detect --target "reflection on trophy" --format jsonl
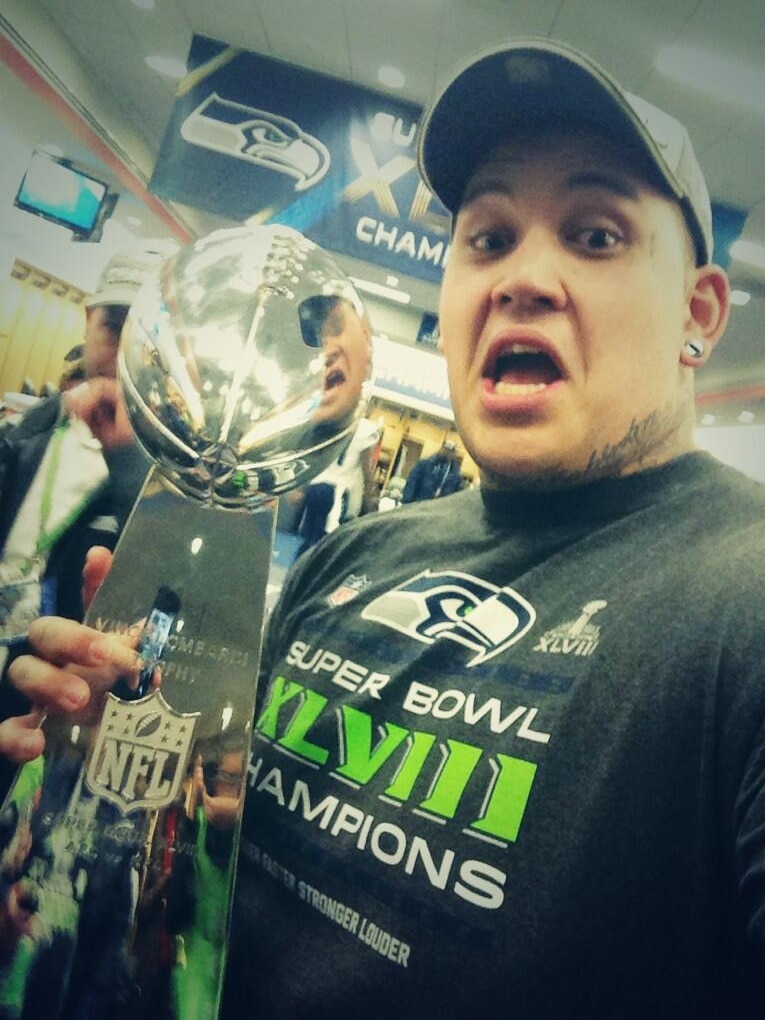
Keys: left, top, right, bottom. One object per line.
{"left": 120, "top": 223, "right": 370, "bottom": 507}
{"left": 0, "top": 224, "right": 370, "bottom": 1019}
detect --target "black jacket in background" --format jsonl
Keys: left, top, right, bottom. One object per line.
{"left": 401, "top": 452, "right": 462, "bottom": 503}
{"left": 0, "top": 395, "right": 150, "bottom": 754}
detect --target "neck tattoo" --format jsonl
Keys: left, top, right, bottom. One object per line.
{"left": 482, "top": 405, "right": 689, "bottom": 493}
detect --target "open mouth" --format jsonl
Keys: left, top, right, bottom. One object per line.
{"left": 485, "top": 342, "right": 563, "bottom": 395}
{"left": 324, "top": 362, "right": 346, "bottom": 390}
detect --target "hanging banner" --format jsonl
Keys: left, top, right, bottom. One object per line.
{"left": 150, "top": 36, "right": 451, "bottom": 283}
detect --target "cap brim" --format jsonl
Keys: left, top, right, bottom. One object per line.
{"left": 85, "top": 287, "right": 137, "bottom": 309}
{"left": 418, "top": 38, "right": 678, "bottom": 216}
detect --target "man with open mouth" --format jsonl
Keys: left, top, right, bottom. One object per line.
{"left": 296, "top": 295, "right": 379, "bottom": 550}
{"left": 2, "top": 36, "right": 765, "bottom": 1020}
{"left": 315, "top": 296, "right": 372, "bottom": 426}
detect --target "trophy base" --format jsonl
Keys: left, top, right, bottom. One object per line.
{"left": 0, "top": 474, "right": 275, "bottom": 1019}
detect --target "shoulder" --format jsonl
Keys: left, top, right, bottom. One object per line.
{"left": 277, "top": 489, "right": 480, "bottom": 602}
{"left": 340, "top": 417, "right": 380, "bottom": 463}
{"left": 691, "top": 457, "right": 765, "bottom": 555}
{"left": 345, "top": 485, "right": 477, "bottom": 536}
{"left": 355, "top": 417, "right": 379, "bottom": 444}
{"left": 6, "top": 395, "right": 61, "bottom": 442}
{"left": 668, "top": 460, "right": 765, "bottom": 659}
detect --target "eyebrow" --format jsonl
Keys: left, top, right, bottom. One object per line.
{"left": 460, "top": 177, "right": 513, "bottom": 207}
{"left": 565, "top": 171, "right": 639, "bottom": 199}
{"left": 459, "top": 168, "right": 640, "bottom": 210}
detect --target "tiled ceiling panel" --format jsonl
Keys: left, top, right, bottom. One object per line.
{"left": 549, "top": 0, "right": 699, "bottom": 89}
{"left": 436, "top": 0, "right": 560, "bottom": 86}
{"left": 256, "top": 0, "right": 353, "bottom": 83}
{"left": 345, "top": 0, "right": 443, "bottom": 106}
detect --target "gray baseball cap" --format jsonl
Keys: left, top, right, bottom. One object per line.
{"left": 417, "top": 38, "right": 713, "bottom": 265}
{"left": 86, "top": 238, "right": 178, "bottom": 309}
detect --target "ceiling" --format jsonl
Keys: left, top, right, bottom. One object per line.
{"left": 2, "top": 0, "right": 765, "bottom": 421}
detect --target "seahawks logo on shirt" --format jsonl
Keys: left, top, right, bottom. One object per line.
{"left": 361, "top": 569, "right": 535, "bottom": 666}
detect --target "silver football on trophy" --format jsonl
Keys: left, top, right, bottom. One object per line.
{"left": 118, "top": 224, "right": 372, "bottom": 508}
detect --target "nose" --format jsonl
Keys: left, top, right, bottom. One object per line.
{"left": 323, "top": 337, "right": 342, "bottom": 360}
{"left": 489, "top": 229, "right": 567, "bottom": 314}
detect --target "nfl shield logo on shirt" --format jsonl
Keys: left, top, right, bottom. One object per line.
{"left": 327, "top": 574, "right": 369, "bottom": 607}
{"left": 86, "top": 690, "right": 199, "bottom": 815}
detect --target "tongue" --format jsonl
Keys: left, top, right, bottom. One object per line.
{"left": 496, "top": 353, "right": 558, "bottom": 387}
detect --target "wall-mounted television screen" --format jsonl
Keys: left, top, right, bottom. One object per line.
{"left": 14, "top": 151, "right": 110, "bottom": 237}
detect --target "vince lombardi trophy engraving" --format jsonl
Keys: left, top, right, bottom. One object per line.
{"left": 0, "top": 224, "right": 371, "bottom": 1019}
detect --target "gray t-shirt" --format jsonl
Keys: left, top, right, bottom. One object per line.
{"left": 225, "top": 452, "right": 765, "bottom": 1018}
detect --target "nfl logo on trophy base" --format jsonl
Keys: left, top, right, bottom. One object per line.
{"left": 86, "top": 691, "right": 199, "bottom": 815}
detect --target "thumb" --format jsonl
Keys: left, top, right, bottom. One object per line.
{"left": 0, "top": 712, "right": 46, "bottom": 763}
{"left": 82, "top": 546, "right": 113, "bottom": 609}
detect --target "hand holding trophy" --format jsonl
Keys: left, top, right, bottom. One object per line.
{"left": 0, "top": 224, "right": 371, "bottom": 1018}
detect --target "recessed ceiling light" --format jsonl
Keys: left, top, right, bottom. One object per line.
{"left": 145, "top": 55, "right": 187, "bottom": 79}
{"left": 738, "top": 411, "right": 755, "bottom": 424}
{"left": 131, "top": 0, "right": 155, "bottom": 8}
{"left": 729, "top": 289, "right": 751, "bottom": 307}
{"left": 385, "top": 275, "right": 399, "bottom": 287}
{"left": 126, "top": 215, "right": 143, "bottom": 227}
{"left": 655, "top": 46, "right": 765, "bottom": 113}
{"left": 378, "top": 65, "right": 406, "bottom": 89}
{"left": 700, "top": 414, "right": 717, "bottom": 426}
{"left": 730, "top": 239, "right": 765, "bottom": 271}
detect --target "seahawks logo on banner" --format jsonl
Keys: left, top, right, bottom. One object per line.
{"left": 361, "top": 569, "right": 535, "bottom": 666}
{"left": 181, "top": 93, "right": 331, "bottom": 192}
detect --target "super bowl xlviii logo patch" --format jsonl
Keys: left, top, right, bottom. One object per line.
{"left": 533, "top": 600, "right": 608, "bottom": 658}
{"left": 361, "top": 569, "right": 535, "bottom": 667}
{"left": 327, "top": 574, "right": 370, "bottom": 607}
{"left": 86, "top": 691, "right": 199, "bottom": 815}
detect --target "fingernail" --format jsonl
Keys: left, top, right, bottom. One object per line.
{"left": 63, "top": 681, "right": 90, "bottom": 711}
{"left": 88, "top": 638, "right": 111, "bottom": 662}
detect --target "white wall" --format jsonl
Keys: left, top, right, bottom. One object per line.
{"left": 0, "top": 0, "right": 158, "bottom": 183}
{"left": 0, "top": 121, "right": 141, "bottom": 293}
{"left": 695, "top": 425, "right": 765, "bottom": 484}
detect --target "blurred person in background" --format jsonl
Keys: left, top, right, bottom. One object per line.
{"left": 292, "top": 294, "right": 379, "bottom": 553}
{"left": 401, "top": 438, "right": 462, "bottom": 503}
{"left": 0, "top": 240, "right": 174, "bottom": 709}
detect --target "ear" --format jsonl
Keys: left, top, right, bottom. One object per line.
{"left": 679, "top": 264, "right": 730, "bottom": 368}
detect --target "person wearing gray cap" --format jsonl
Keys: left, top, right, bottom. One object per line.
{"left": 0, "top": 241, "right": 173, "bottom": 724}
{"left": 1, "top": 39, "right": 764, "bottom": 1019}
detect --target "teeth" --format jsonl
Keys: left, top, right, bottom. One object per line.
{"left": 507, "top": 342, "right": 544, "bottom": 355}
{"left": 495, "top": 381, "right": 548, "bottom": 395}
